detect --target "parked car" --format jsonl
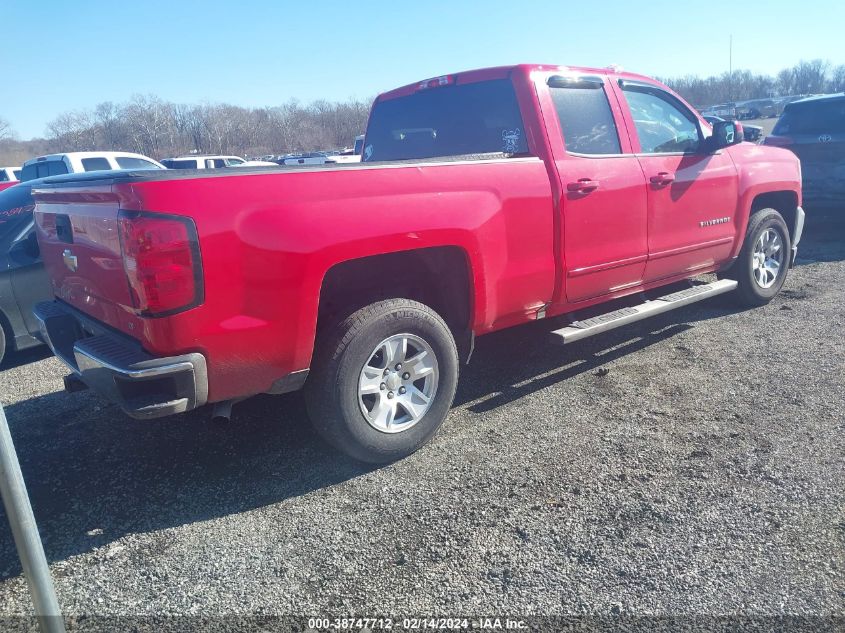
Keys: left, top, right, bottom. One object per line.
{"left": 276, "top": 152, "right": 331, "bottom": 166}
{"left": 32, "top": 64, "right": 802, "bottom": 463}
{"left": 326, "top": 135, "right": 365, "bottom": 164}
{"left": 764, "top": 93, "right": 845, "bottom": 207}
{"left": 230, "top": 160, "right": 279, "bottom": 167}
{"left": 20, "top": 152, "right": 164, "bottom": 182}
{"left": 0, "top": 180, "right": 52, "bottom": 365}
{"left": 160, "top": 155, "right": 250, "bottom": 169}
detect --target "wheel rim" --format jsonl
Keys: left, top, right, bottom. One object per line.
{"left": 752, "top": 228, "right": 784, "bottom": 289}
{"left": 358, "top": 333, "right": 439, "bottom": 434}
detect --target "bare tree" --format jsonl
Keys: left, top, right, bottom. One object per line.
{"left": 0, "top": 117, "right": 14, "bottom": 142}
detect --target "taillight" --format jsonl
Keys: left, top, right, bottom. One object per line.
{"left": 118, "top": 211, "right": 203, "bottom": 316}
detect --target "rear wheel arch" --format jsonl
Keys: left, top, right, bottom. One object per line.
{"left": 315, "top": 246, "right": 476, "bottom": 362}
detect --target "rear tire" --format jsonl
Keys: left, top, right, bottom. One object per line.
{"left": 0, "top": 320, "right": 6, "bottom": 367}
{"left": 720, "top": 208, "right": 790, "bottom": 307}
{"left": 305, "top": 299, "right": 459, "bottom": 464}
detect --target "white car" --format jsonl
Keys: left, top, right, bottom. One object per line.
{"left": 160, "top": 155, "right": 249, "bottom": 169}
{"left": 20, "top": 152, "right": 164, "bottom": 182}
{"left": 0, "top": 166, "right": 21, "bottom": 183}
{"left": 231, "top": 160, "right": 278, "bottom": 167}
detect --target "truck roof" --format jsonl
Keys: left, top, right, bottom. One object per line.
{"left": 377, "top": 63, "right": 661, "bottom": 101}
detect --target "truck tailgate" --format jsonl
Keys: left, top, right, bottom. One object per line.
{"left": 34, "top": 184, "right": 138, "bottom": 333}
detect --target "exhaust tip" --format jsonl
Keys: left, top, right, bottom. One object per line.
{"left": 211, "top": 400, "right": 233, "bottom": 422}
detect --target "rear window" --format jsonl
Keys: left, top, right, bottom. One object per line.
{"left": 81, "top": 157, "right": 112, "bottom": 172}
{"left": 773, "top": 99, "right": 845, "bottom": 135}
{"left": 161, "top": 159, "right": 197, "bottom": 169}
{"left": 363, "top": 79, "right": 529, "bottom": 162}
{"left": 115, "top": 157, "right": 161, "bottom": 170}
{"left": 20, "top": 160, "right": 69, "bottom": 181}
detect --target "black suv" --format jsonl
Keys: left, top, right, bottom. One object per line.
{"left": 764, "top": 93, "right": 845, "bottom": 208}
{"left": 0, "top": 179, "right": 52, "bottom": 366}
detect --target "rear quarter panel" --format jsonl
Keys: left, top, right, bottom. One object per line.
{"left": 118, "top": 159, "right": 555, "bottom": 401}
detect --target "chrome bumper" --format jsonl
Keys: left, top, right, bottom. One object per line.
{"left": 34, "top": 301, "right": 208, "bottom": 419}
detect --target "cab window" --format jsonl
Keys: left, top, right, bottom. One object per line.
{"left": 81, "top": 157, "right": 112, "bottom": 172}
{"left": 622, "top": 85, "right": 702, "bottom": 154}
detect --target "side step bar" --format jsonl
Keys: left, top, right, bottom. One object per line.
{"left": 550, "top": 279, "right": 738, "bottom": 345}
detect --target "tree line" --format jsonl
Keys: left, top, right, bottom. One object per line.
{"left": 0, "top": 97, "right": 371, "bottom": 165}
{"left": 662, "top": 59, "right": 845, "bottom": 107}
{"left": 1, "top": 59, "right": 843, "bottom": 166}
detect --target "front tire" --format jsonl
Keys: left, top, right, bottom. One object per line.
{"left": 720, "top": 208, "right": 790, "bottom": 307}
{"left": 305, "top": 299, "right": 459, "bottom": 464}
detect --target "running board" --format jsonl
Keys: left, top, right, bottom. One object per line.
{"left": 550, "top": 279, "right": 738, "bottom": 345}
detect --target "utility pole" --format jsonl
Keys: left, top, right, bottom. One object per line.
{"left": 729, "top": 34, "right": 733, "bottom": 102}
{"left": 0, "top": 405, "right": 66, "bottom": 633}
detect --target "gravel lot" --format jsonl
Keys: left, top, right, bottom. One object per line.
{"left": 0, "top": 211, "right": 842, "bottom": 626}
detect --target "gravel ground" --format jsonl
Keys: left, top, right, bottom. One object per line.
{"left": 0, "top": 212, "right": 842, "bottom": 627}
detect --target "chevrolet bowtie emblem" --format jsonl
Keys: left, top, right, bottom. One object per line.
{"left": 62, "top": 248, "right": 78, "bottom": 272}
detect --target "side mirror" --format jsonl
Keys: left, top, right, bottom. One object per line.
{"left": 708, "top": 120, "right": 743, "bottom": 150}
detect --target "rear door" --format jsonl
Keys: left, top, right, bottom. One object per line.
{"left": 538, "top": 73, "right": 649, "bottom": 303}
{"left": 614, "top": 80, "right": 738, "bottom": 283}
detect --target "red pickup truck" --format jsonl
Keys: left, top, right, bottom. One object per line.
{"left": 32, "top": 64, "right": 803, "bottom": 463}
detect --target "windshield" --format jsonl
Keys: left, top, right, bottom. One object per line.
{"left": 773, "top": 99, "right": 845, "bottom": 135}
{"left": 363, "top": 79, "right": 529, "bottom": 162}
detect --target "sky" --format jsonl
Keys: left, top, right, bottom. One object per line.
{"left": 1, "top": 0, "right": 843, "bottom": 140}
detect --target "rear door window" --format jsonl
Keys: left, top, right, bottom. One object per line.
{"left": 81, "top": 157, "right": 112, "bottom": 172}
{"left": 549, "top": 79, "right": 622, "bottom": 155}
{"left": 364, "top": 79, "right": 529, "bottom": 161}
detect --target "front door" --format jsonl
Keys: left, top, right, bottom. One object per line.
{"left": 615, "top": 81, "right": 739, "bottom": 282}
{"left": 541, "top": 74, "right": 649, "bottom": 303}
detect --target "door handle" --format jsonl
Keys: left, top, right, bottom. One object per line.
{"left": 650, "top": 172, "right": 675, "bottom": 187}
{"left": 567, "top": 178, "right": 600, "bottom": 194}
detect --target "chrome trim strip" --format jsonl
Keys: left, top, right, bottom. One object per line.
{"left": 73, "top": 345, "right": 194, "bottom": 380}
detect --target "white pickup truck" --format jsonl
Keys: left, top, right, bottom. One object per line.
{"left": 160, "top": 155, "right": 277, "bottom": 169}
{"left": 20, "top": 152, "right": 164, "bottom": 181}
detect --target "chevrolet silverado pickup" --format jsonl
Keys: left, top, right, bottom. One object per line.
{"left": 31, "top": 64, "right": 804, "bottom": 463}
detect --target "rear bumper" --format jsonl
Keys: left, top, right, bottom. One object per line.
{"left": 34, "top": 301, "right": 208, "bottom": 419}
